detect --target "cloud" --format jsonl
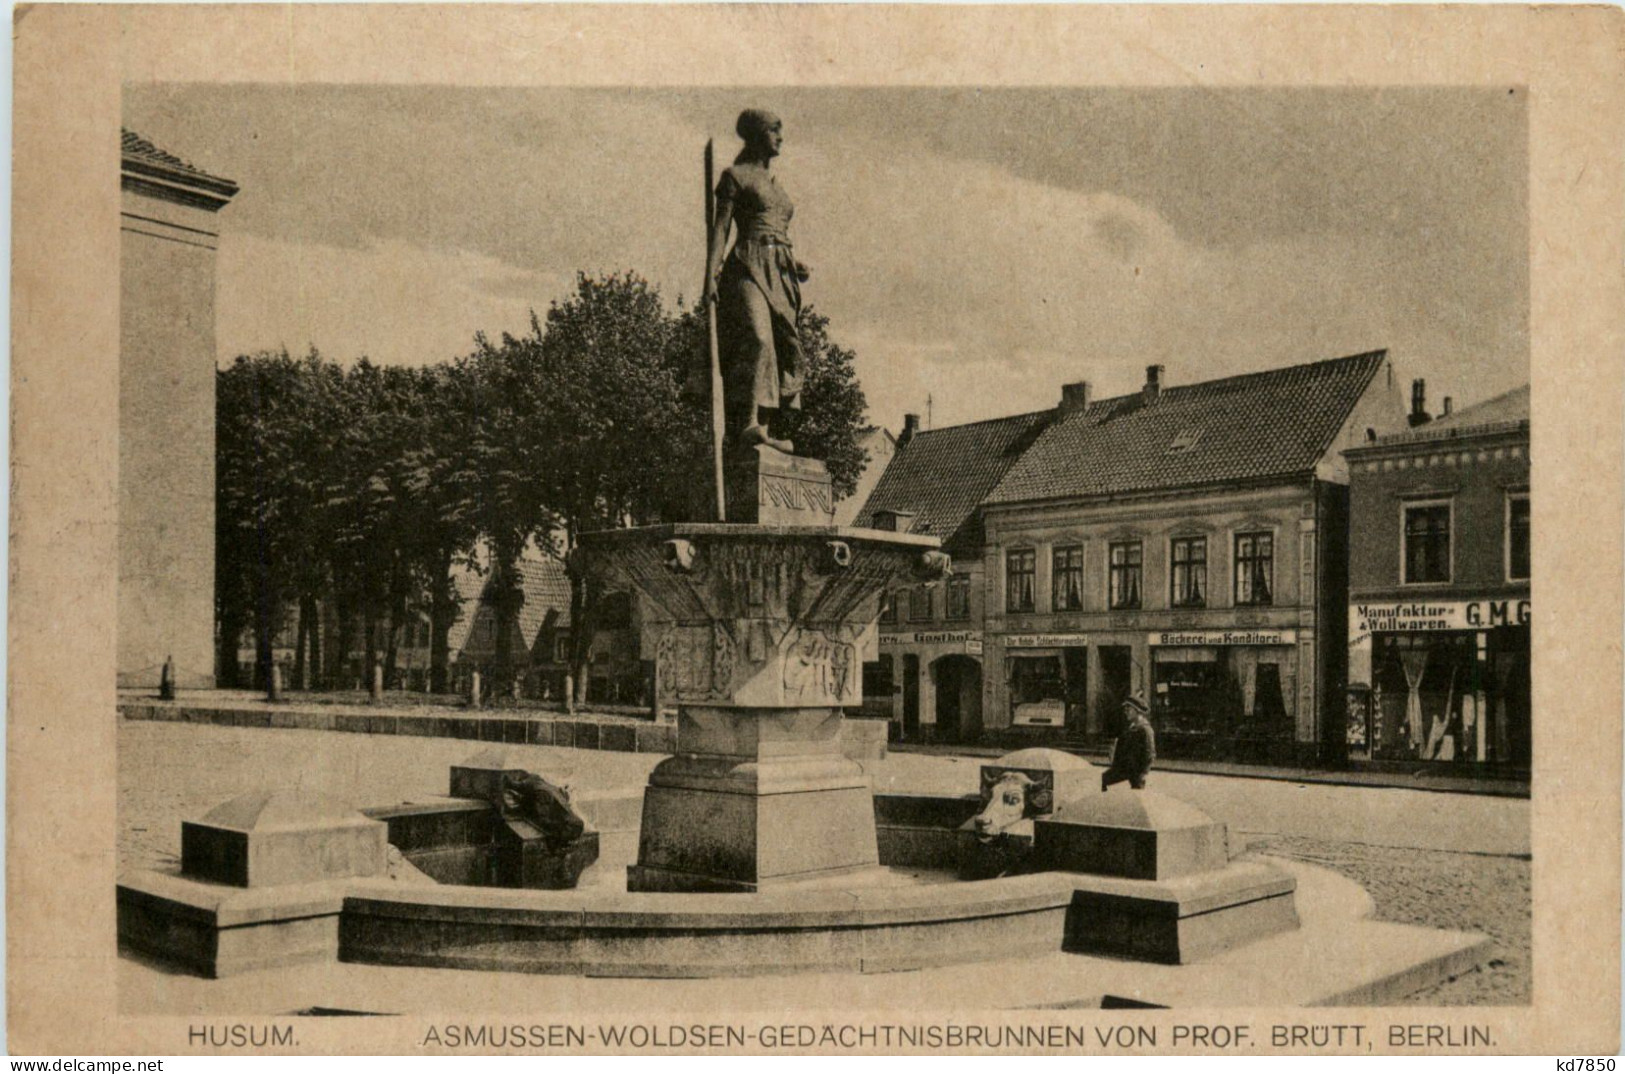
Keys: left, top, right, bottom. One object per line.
{"left": 129, "top": 86, "right": 1526, "bottom": 431}
{"left": 216, "top": 233, "right": 571, "bottom": 366}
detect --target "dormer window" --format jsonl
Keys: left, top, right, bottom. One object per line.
{"left": 1166, "top": 428, "right": 1204, "bottom": 454}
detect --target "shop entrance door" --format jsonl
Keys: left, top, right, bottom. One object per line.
{"left": 933, "top": 655, "right": 983, "bottom": 743}
{"left": 1063, "top": 647, "right": 1088, "bottom": 737}
{"left": 1099, "top": 646, "right": 1135, "bottom": 733}
{"left": 902, "top": 654, "right": 920, "bottom": 740}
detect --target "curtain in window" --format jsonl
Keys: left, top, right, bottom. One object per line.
{"left": 1399, "top": 649, "right": 1429, "bottom": 751}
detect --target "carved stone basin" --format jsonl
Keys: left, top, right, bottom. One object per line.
{"left": 578, "top": 522, "right": 949, "bottom": 893}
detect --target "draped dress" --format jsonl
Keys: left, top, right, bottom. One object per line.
{"left": 715, "top": 162, "right": 804, "bottom": 426}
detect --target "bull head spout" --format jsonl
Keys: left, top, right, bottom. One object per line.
{"left": 971, "top": 771, "right": 1035, "bottom": 841}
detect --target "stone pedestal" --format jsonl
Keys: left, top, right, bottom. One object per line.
{"left": 1033, "top": 787, "right": 1300, "bottom": 964}
{"left": 580, "top": 521, "right": 947, "bottom": 894}
{"left": 181, "top": 790, "right": 387, "bottom": 888}
{"left": 628, "top": 707, "right": 878, "bottom": 891}
{"left": 725, "top": 446, "right": 836, "bottom": 525}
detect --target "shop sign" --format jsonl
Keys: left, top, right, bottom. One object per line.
{"left": 1351, "top": 599, "right": 1531, "bottom": 635}
{"left": 1005, "top": 633, "right": 1089, "bottom": 648}
{"left": 879, "top": 630, "right": 983, "bottom": 654}
{"left": 1149, "top": 629, "right": 1296, "bottom": 647}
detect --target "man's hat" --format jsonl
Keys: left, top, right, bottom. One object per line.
{"left": 1121, "top": 692, "right": 1149, "bottom": 715}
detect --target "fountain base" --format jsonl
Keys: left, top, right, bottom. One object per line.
{"left": 627, "top": 705, "right": 880, "bottom": 892}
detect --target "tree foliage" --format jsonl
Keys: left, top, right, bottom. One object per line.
{"left": 215, "top": 270, "right": 872, "bottom": 698}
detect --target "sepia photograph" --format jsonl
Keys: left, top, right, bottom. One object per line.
{"left": 9, "top": 3, "right": 1621, "bottom": 1058}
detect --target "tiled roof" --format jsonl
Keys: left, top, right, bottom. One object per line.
{"left": 1422, "top": 384, "right": 1529, "bottom": 432}
{"left": 986, "top": 350, "right": 1388, "bottom": 505}
{"left": 121, "top": 128, "right": 238, "bottom": 191}
{"left": 855, "top": 409, "right": 1055, "bottom": 551}
{"left": 450, "top": 554, "right": 575, "bottom": 660}
{"left": 1357, "top": 383, "right": 1529, "bottom": 450}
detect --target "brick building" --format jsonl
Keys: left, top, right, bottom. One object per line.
{"left": 1343, "top": 385, "right": 1530, "bottom": 773}
{"left": 118, "top": 130, "right": 237, "bottom": 688}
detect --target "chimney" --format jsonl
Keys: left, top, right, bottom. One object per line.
{"left": 1143, "top": 364, "right": 1164, "bottom": 405}
{"left": 899, "top": 413, "right": 921, "bottom": 447}
{"left": 1442, "top": 396, "right": 1453, "bottom": 417}
{"left": 1408, "top": 378, "right": 1431, "bottom": 427}
{"left": 873, "top": 509, "right": 916, "bottom": 534}
{"left": 1060, "top": 380, "right": 1093, "bottom": 414}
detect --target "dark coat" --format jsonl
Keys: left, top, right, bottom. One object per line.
{"left": 1104, "top": 717, "right": 1156, "bottom": 782}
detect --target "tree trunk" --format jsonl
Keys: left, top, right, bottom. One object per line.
{"left": 293, "top": 600, "right": 310, "bottom": 691}
{"left": 217, "top": 604, "right": 246, "bottom": 689}
{"left": 430, "top": 546, "right": 454, "bottom": 694}
{"left": 490, "top": 549, "right": 519, "bottom": 698}
{"left": 363, "top": 603, "right": 379, "bottom": 693}
{"left": 305, "top": 596, "right": 321, "bottom": 692}
{"left": 253, "top": 591, "right": 278, "bottom": 691}
{"left": 568, "top": 569, "right": 592, "bottom": 710}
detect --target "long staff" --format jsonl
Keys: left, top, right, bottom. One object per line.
{"left": 705, "top": 139, "right": 727, "bottom": 522}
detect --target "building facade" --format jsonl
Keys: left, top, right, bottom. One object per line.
{"left": 860, "top": 352, "right": 1408, "bottom": 761}
{"left": 854, "top": 409, "right": 1055, "bottom": 742}
{"left": 119, "top": 130, "right": 237, "bottom": 688}
{"left": 1343, "top": 386, "right": 1530, "bottom": 773}
{"left": 976, "top": 355, "right": 1405, "bottom": 763}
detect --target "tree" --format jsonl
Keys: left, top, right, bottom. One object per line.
{"left": 216, "top": 348, "right": 347, "bottom": 689}
{"left": 778, "top": 306, "right": 870, "bottom": 499}
{"left": 526, "top": 272, "right": 694, "bottom": 705}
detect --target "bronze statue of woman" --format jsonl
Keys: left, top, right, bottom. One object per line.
{"left": 703, "top": 108, "right": 810, "bottom": 454}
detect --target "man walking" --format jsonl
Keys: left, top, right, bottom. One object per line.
{"left": 1102, "top": 693, "right": 1156, "bottom": 791}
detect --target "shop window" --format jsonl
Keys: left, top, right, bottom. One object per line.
{"left": 908, "top": 585, "right": 934, "bottom": 622}
{"left": 1006, "top": 549, "right": 1036, "bottom": 613}
{"left": 1108, "top": 541, "right": 1142, "bottom": 610}
{"left": 1370, "top": 633, "right": 1483, "bottom": 762}
{"left": 1507, "top": 494, "right": 1530, "bottom": 581}
{"left": 946, "top": 574, "right": 972, "bottom": 621}
{"left": 1403, "top": 501, "right": 1451, "bottom": 584}
{"left": 1170, "top": 536, "right": 1207, "bottom": 608}
{"left": 1235, "top": 532, "right": 1274, "bottom": 606}
{"left": 1009, "top": 654, "right": 1065, "bottom": 727}
{"left": 1053, "top": 545, "right": 1085, "bottom": 611}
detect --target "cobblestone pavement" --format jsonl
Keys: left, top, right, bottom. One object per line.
{"left": 1248, "top": 834, "right": 1530, "bottom": 1006}
{"left": 119, "top": 721, "right": 1531, "bottom": 1005}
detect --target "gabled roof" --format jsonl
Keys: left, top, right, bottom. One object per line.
{"left": 985, "top": 350, "right": 1389, "bottom": 505}
{"left": 855, "top": 409, "right": 1054, "bottom": 552}
{"left": 121, "top": 128, "right": 239, "bottom": 204}
{"left": 449, "top": 554, "right": 574, "bottom": 660}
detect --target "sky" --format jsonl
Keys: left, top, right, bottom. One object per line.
{"left": 125, "top": 85, "right": 1528, "bottom": 431}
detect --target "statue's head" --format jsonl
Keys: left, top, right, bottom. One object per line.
{"left": 736, "top": 108, "right": 784, "bottom": 157}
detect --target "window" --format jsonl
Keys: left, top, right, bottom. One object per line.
{"left": 1507, "top": 494, "right": 1530, "bottom": 581}
{"left": 1403, "top": 502, "right": 1452, "bottom": 584}
{"left": 908, "top": 585, "right": 933, "bottom": 622}
{"left": 880, "top": 590, "right": 898, "bottom": 624}
{"left": 1006, "top": 550, "right": 1036, "bottom": 612}
{"left": 1052, "top": 545, "right": 1084, "bottom": 611}
{"left": 1108, "top": 541, "right": 1142, "bottom": 610}
{"left": 1170, "top": 536, "right": 1207, "bottom": 608}
{"left": 1234, "top": 532, "right": 1274, "bottom": 606}
{"left": 946, "top": 573, "right": 972, "bottom": 620}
